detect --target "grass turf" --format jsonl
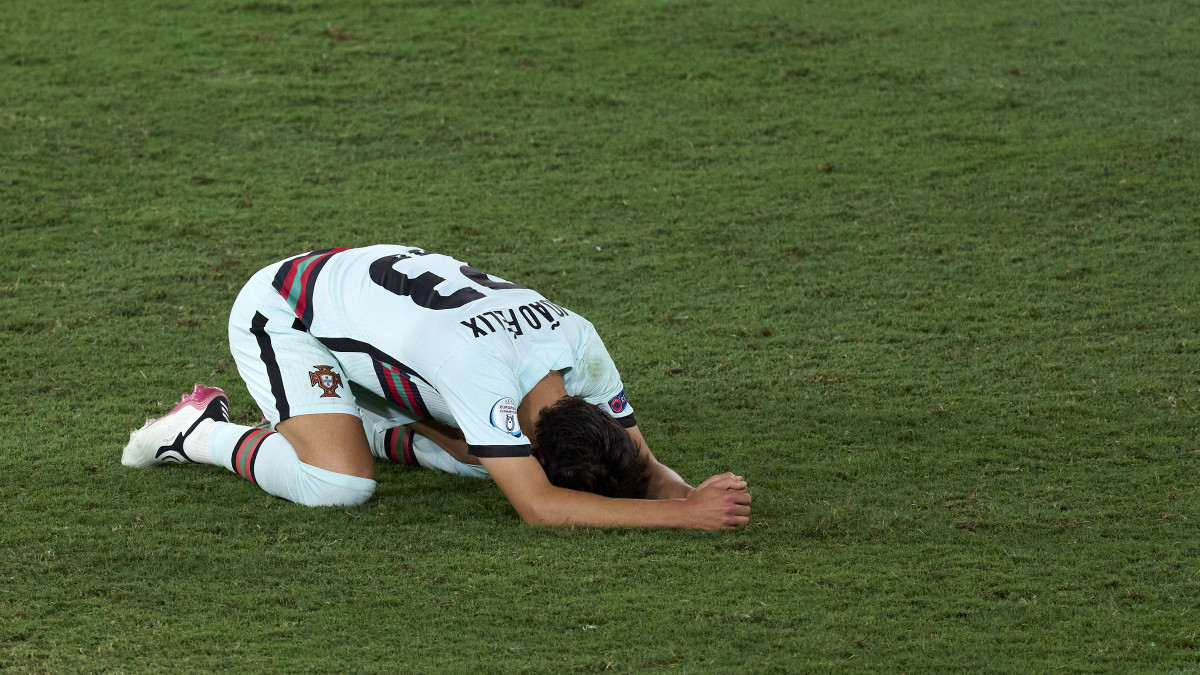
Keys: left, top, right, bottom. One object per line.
{"left": 2, "top": 0, "right": 1199, "bottom": 671}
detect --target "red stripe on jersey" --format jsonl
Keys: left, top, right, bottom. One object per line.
{"left": 380, "top": 368, "right": 408, "bottom": 411}
{"left": 398, "top": 376, "right": 427, "bottom": 418}
{"left": 291, "top": 255, "right": 321, "bottom": 322}
{"left": 286, "top": 248, "right": 349, "bottom": 322}
{"left": 277, "top": 261, "right": 301, "bottom": 306}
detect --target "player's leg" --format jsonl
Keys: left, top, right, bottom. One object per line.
{"left": 275, "top": 412, "right": 375, "bottom": 478}
{"left": 122, "top": 389, "right": 377, "bottom": 507}
{"left": 358, "top": 406, "right": 490, "bottom": 480}
{"left": 219, "top": 267, "right": 376, "bottom": 504}
{"left": 354, "top": 390, "right": 423, "bottom": 467}
{"left": 198, "top": 410, "right": 376, "bottom": 506}
{"left": 365, "top": 414, "right": 420, "bottom": 467}
{"left": 123, "top": 262, "right": 376, "bottom": 506}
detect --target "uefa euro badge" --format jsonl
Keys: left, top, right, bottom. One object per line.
{"left": 309, "top": 365, "right": 343, "bottom": 398}
{"left": 490, "top": 397, "right": 522, "bottom": 438}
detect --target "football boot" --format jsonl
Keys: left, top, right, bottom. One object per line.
{"left": 122, "top": 384, "right": 229, "bottom": 467}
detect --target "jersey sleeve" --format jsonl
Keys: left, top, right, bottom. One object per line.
{"left": 433, "top": 351, "right": 532, "bottom": 458}
{"left": 566, "top": 329, "right": 637, "bottom": 428}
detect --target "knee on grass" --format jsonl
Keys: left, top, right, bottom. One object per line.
{"left": 292, "top": 462, "right": 376, "bottom": 507}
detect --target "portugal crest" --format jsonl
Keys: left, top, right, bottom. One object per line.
{"left": 309, "top": 365, "right": 343, "bottom": 398}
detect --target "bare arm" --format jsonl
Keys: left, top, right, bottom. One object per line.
{"left": 480, "top": 454, "right": 751, "bottom": 529}
{"left": 407, "top": 418, "right": 480, "bottom": 465}
{"left": 625, "top": 424, "right": 693, "bottom": 500}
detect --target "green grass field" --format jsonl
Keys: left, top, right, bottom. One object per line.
{"left": 3, "top": 0, "right": 1199, "bottom": 671}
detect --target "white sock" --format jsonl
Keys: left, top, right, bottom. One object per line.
{"left": 197, "top": 421, "right": 376, "bottom": 506}
{"left": 182, "top": 419, "right": 217, "bottom": 464}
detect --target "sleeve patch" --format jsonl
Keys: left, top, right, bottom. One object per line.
{"left": 490, "top": 397, "right": 522, "bottom": 438}
{"left": 608, "top": 390, "right": 629, "bottom": 414}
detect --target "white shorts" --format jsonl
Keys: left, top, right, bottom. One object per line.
{"left": 228, "top": 260, "right": 361, "bottom": 424}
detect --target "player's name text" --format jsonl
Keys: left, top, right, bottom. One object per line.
{"left": 460, "top": 299, "right": 569, "bottom": 338}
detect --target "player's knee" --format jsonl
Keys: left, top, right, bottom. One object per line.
{"left": 294, "top": 462, "right": 376, "bottom": 506}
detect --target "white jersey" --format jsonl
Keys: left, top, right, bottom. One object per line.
{"left": 268, "top": 245, "right": 634, "bottom": 457}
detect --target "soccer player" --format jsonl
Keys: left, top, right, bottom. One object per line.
{"left": 122, "top": 245, "right": 751, "bottom": 530}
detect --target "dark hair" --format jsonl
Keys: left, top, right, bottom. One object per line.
{"left": 534, "top": 396, "right": 650, "bottom": 499}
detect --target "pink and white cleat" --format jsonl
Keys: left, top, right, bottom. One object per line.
{"left": 122, "top": 384, "right": 230, "bottom": 467}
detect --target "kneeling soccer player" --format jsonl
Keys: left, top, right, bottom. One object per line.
{"left": 122, "top": 244, "right": 751, "bottom": 529}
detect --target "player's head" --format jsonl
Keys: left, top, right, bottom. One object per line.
{"left": 534, "top": 396, "right": 650, "bottom": 499}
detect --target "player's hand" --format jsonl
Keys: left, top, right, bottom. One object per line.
{"left": 683, "top": 473, "right": 752, "bottom": 530}
{"left": 687, "top": 472, "right": 750, "bottom": 499}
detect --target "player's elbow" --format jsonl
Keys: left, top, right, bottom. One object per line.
{"left": 513, "top": 501, "right": 567, "bottom": 527}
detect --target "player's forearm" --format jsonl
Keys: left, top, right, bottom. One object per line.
{"left": 518, "top": 486, "right": 690, "bottom": 529}
{"left": 645, "top": 460, "right": 691, "bottom": 500}
{"left": 484, "top": 455, "right": 744, "bottom": 529}
{"left": 408, "top": 419, "right": 479, "bottom": 465}
{"left": 626, "top": 425, "right": 691, "bottom": 499}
